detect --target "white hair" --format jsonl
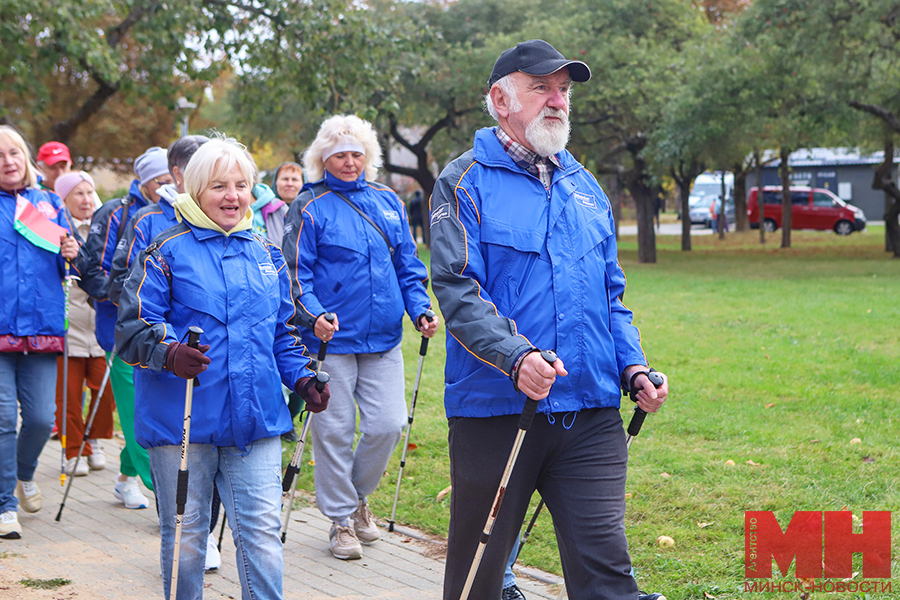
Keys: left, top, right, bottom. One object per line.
{"left": 183, "top": 135, "right": 258, "bottom": 202}
{"left": 302, "top": 115, "right": 383, "bottom": 182}
{"left": 484, "top": 75, "right": 522, "bottom": 122}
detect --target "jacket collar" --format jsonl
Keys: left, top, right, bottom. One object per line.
{"left": 473, "top": 127, "right": 581, "bottom": 183}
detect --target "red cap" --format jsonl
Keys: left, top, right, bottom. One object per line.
{"left": 36, "top": 142, "right": 72, "bottom": 166}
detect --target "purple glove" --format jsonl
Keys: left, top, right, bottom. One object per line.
{"left": 165, "top": 341, "right": 211, "bottom": 379}
{"left": 295, "top": 377, "right": 331, "bottom": 413}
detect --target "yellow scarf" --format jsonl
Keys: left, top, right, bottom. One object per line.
{"left": 173, "top": 193, "right": 253, "bottom": 236}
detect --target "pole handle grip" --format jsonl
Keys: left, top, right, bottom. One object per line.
{"left": 187, "top": 326, "right": 203, "bottom": 387}
{"left": 315, "top": 371, "right": 330, "bottom": 393}
{"left": 316, "top": 312, "right": 335, "bottom": 364}
{"left": 626, "top": 370, "right": 664, "bottom": 438}
{"left": 418, "top": 309, "right": 435, "bottom": 356}
{"left": 517, "top": 350, "right": 557, "bottom": 430}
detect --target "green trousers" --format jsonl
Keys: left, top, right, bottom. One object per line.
{"left": 108, "top": 352, "right": 153, "bottom": 491}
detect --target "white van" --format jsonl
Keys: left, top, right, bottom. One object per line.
{"left": 688, "top": 172, "right": 734, "bottom": 226}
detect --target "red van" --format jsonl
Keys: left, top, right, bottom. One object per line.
{"left": 747, "top": 186, "right": 867, "bottom": 235}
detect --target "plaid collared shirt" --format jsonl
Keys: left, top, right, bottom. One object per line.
{"left": 494, "top": 127, "right": 561, "bottom": 190}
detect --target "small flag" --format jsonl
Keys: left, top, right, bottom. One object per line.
{"left": 14, "top": 195, "right": 67, "bottom": 253}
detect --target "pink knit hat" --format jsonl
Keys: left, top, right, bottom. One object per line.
{"left": 55, "top": 171, "right": 95, "bottom": 201}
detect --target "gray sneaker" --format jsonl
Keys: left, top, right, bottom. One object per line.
{"left": 353, "top": 500, "right": 380, "bottom": 544}
{"left": 329, "top": 522, "right": 362, "bottom": 560}
{"left": 0, "top": 511, "right": 21, "bottom": 539}
{"left": 15, "top": 480, "right": 41, "bottom": 513}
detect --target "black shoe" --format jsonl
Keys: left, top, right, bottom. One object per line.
{"left": 502, "top": 584, "right": 526, "bottom": 600}
{"left": 281, "top": 428, "right": 300, "bottom": 443}
{"left": 638, "top": 593, "right": 667, "bottom": 600}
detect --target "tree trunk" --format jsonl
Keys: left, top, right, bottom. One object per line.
{"left": 872, "top": 139, "right": 900, "bottom": 257}
{"left": 624, "top": 141, "right": 656, "bottom": 263}
{"left": 755, "top": 150, "right": 765, "bottom": 244}
{"left": 732, "top": 162, "right": 749, "bottom": 232}
{"left": 884, "top": 140, "right": 894, "bottom": 253}
{"left": 669, "top": 158, "right": 701, "bottom": 251}
{"left": 718, "top": 171, "right": 726, "bottom": 240}
{"left": 607, "top": 172, "right": 623, "bottom": 239}
{"left": 679, "top": 177, "right": 692, "bottom": 251}
{"left": 779, "top": 146, "right": 792, "bottom": 249}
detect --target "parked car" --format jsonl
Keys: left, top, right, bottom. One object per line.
{"left": 689, "top": 194, "right": 735, "bottom": 228}
{"left": 680, "top": 172, "right": 733, "bottom": 221}
{"left": 747, "top": 186, "right": 866, "bottom": 235}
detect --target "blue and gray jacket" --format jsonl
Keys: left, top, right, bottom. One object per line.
{"left": 75, "top": 179, "right": 147, "bottom": 351}
{"left": 115, "top": 221, "right": 314, "bottom": 450}
{"left": 108, "top": 184, "right": 178, "bottom": 306}
{"left": 282, "top": 171, "right": 431, "bottom": 357}
{"left": 429, "top": 127, "right": 647, "bottom": 418}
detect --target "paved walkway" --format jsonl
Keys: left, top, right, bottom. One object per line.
{"left": 0, "top": 439, "right": 561, "bottom": 600}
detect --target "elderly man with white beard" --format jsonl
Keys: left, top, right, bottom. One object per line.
{"left": 429, "top": 40, "right": 669, "bottom": 600}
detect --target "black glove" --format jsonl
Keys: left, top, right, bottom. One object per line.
{"left": 165, "top": 341, "right": 211, "bottom": 379}
{"left": 295, "top": 377, "right": 331, "bottom": 414}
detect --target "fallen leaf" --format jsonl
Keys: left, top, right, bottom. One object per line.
{"left": 765, "top": 354, "right": 770, "bottom": 359}
{"left": 850, "top": 438, "right": 862, "bottom": 444}
{"left": 660, "top": 472, "right": 671, "bottom": 478}
{"left": 765, "top": 403, "right": 776, "bottom": 409}
{"left": 704, "top": 592, "right": 717, "bottom": 599}
{"left": 809, "top": 439, "right": 820, "bottom": 443}
{"left": 746, "top": 460, "right": 761, "bottom": 467}
{"left": 724, "top": 459, "right": 736, "bottom": 467}
{"left": 862, "top": 456, "right": 875, "bottom": 463}
{"left": 407, "top": 442, "right": 418, "bottom": 450}
{"left": 308, "top": 460, "right": 315, "bottom": 466}
{"left": 698, "top": 521, "right": 714, "bottom": 528}
{"left": 436, "top": 485, "right": 452, "bottom": 503}
{"left": 625, "top": 493, "right": 633, "bottom": 499}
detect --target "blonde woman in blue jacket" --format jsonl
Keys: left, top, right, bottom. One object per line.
{"left": 116, "top": 136, "right": 329, "bottom": 600}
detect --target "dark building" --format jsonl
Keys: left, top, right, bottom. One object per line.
{"left": 746, "top": 148, "right": 898, "bottom": 221}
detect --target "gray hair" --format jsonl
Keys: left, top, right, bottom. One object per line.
{"left": 484, "top": 75, "right": 522, "bottom": 122}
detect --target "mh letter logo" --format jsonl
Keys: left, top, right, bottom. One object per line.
{"left": 745, "top": 511, "right": 891, "bottom": 579}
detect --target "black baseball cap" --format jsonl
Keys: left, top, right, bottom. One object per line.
{"left": 488, "top": 39, "right": 591, "bottom": 86}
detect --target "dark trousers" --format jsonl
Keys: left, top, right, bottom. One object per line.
{"left": 443, "top": 407, "right": 637, "bottom": 600}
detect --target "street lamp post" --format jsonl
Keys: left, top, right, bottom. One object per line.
{"left": 176, "top": 97, "right": 197, "bottom": 138}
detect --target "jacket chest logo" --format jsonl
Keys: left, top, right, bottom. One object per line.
{"left": 258, "top": 262, "right": 277, "bottom": 278}
{"left": 573, "top": 192, "right": 596, "bottom": 210}
{"left": 382, "top": 209, "right": 400, "bottom": 221}
{"left": 431, "top": 203, "right": 450, "bottom": 227}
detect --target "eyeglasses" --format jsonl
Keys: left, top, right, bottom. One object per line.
{"left": 153, "top": 178, "right": 173, "bottom": 186}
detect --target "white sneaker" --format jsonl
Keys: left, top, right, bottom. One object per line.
{"left": 15, "top": 480, "right": 41, "bottom": 513}
{"left": 205, "top": 533, "right": 221, "bottom": 570}
{"left": 87, "top": 441, "right": 106, "bottom": 471}
{"left": 353, "top": 499, "right": 380, "bottom": 544}
{"left": 65, "top": 457, "right": 90, "bottom": 477}
{"left": 329, "top": 522, "right": 362, "bottom": 560}
{"left": 0, "top": 511, "right": 21, "bottom": 539}
{"left": 113, "top": 476, "right": 149, "bottom": 509}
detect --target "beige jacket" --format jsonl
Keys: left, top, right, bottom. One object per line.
{"left": 67, "top": 218, "right": 105, "bottom": 358}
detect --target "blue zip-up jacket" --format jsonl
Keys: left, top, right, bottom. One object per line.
{"left": 282, "top": 171, "right": 431, "bottom": 356}
{"left": 429, "top": 128, "right": 647, "bottom": 418}
{"left": 108, "top": 184, "right": 179, "bottom": 305}
{"left": 75, "top": 179, "right": 147, "bottom": 350}
{"left": 115, "top": 221, "right": 314, "bottom": 450}
{"left": 0, "top": 187, "right": 74, "bottom": 338}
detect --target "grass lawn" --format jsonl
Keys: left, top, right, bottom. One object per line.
{"left": 285, "top": 225, "right": 899, "bottom": 599}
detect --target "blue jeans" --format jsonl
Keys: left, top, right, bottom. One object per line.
{"left": 0, "top": 353, "right": 57, "bottom": 513}
{"left": 149, "top": 436, "right": 283, "bottom": 600}
{"left": 503, "top": 535, "right": 520, "bottom": 589}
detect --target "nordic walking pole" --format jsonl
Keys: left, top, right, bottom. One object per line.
{"left": 171, "top": 326, "right": 203, "bottom": 600}
{"left": 280, "top": 312, "right": 334, "bottom": 543}
{"left": 60, "top": 246, "right": 77, "bottom": 487}
{"left": 460, "top": 350, "right": 558, "bottom": 600}
{"left": 552, "top": 371, "right": 667, "bottom": 600}
{"left": 624, "top": 370, "right": 665, "bottom": 449}
{"left": 514, "top": 498, "right": 544, "bottom": 562}
{"left": 55, "top": 351, "right": 115, "bottom": 521}
{"left": 216, "top": 508, "right": 227, "bottom": 552}
{"left": 388, "top": 308, "right": 435, "bottom": 532}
